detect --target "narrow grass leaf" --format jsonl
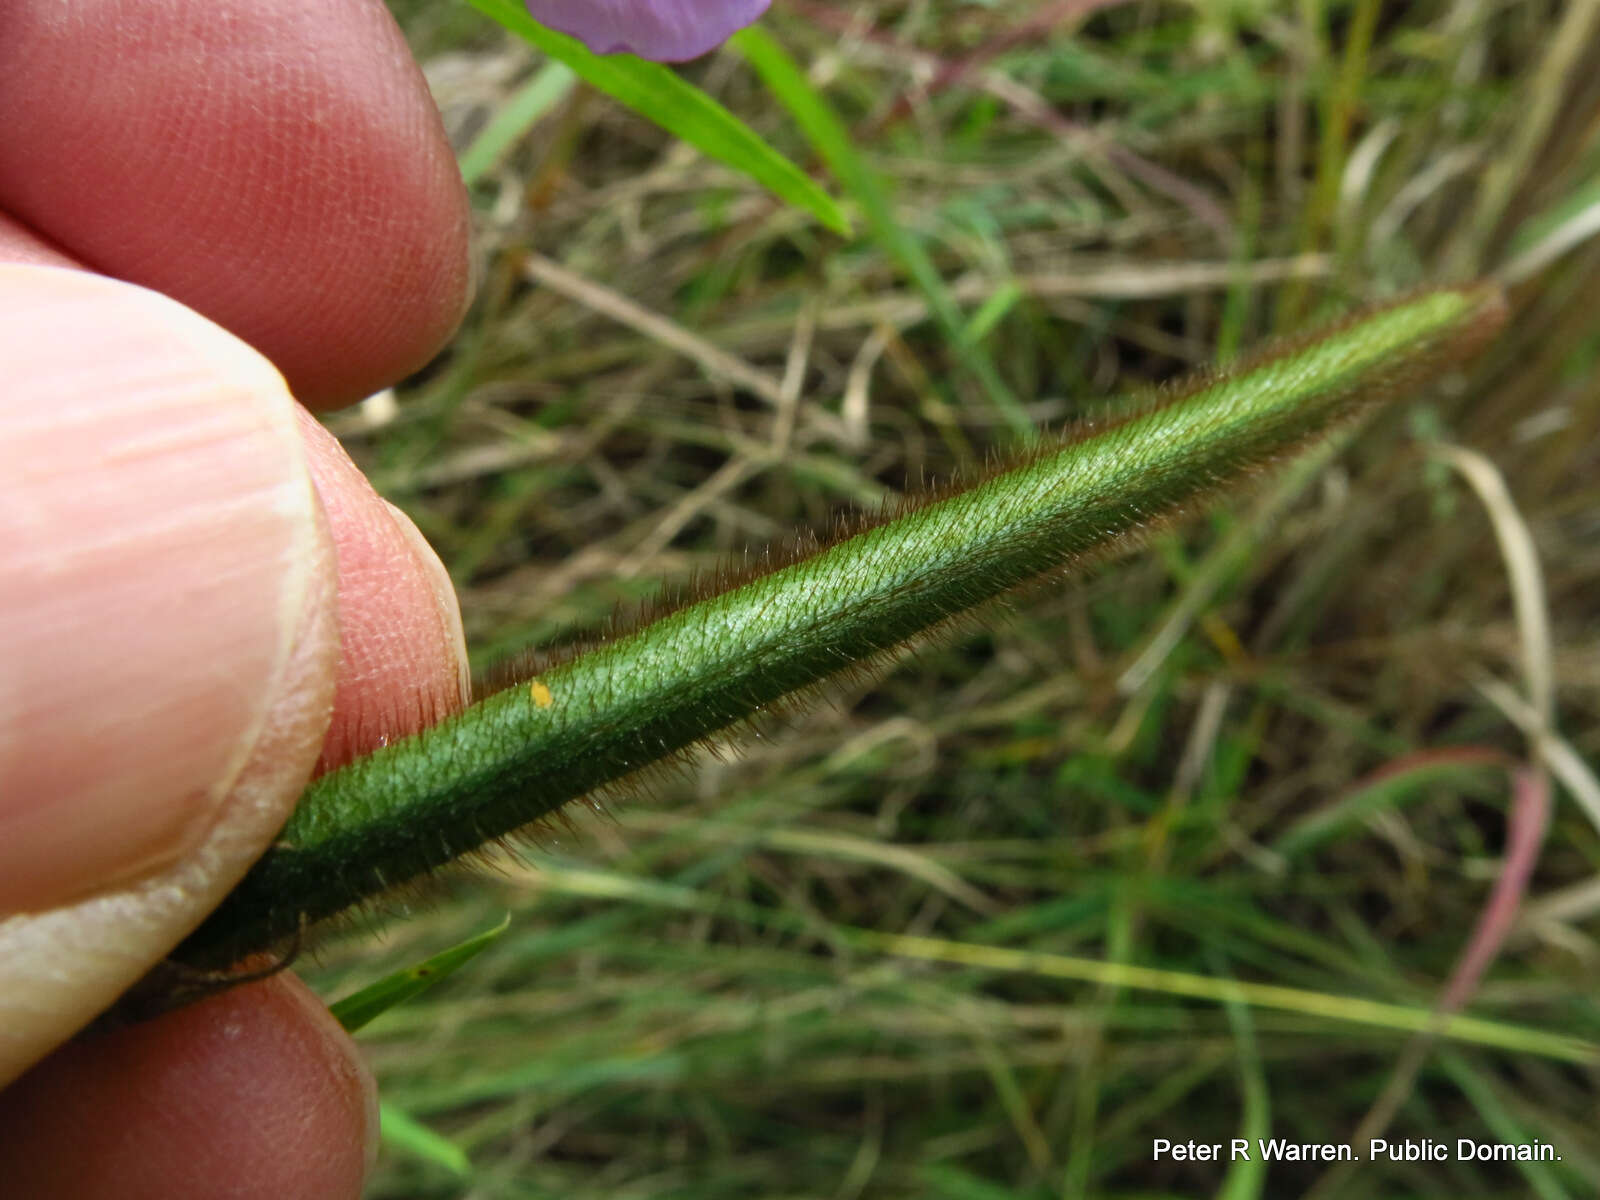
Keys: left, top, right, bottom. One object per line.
{"left": 378, "top": 1100, "right": 473, "bottom": 1179}
{"left": 1214, "top": 956, "right": 1270, "bottom": 1200}
{"left": 329, "top": 914, "right": 510, "bottom": 1034}
{"left": 919, "top": 1163, "right": 1046, "bottom": 1200}
{"left": 466, "top": 0, "right": 850, "bottom": 234}
{"left": 848, "top": 926, "right": 1594, "bottom": 1064}
{"left": 458, "top": 60, "right": 577, "bottom": 187}
{"left": 1438, "top": 1050, "right": 1575, "bottom": 1200}
{"left": 1275, "top": 751, "right": 1512, "bottom": 858}
{"left": 730, "top": 25, "right": 1034, "bottom": 438}
{"left": 1501, "top": 167, "right": 1600, "bottom": 283}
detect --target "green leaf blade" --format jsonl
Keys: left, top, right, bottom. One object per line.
{"left": 378, "top": 1100, "right": 473, "bottom": 1179}
{"left": 731, "top": 25, "right": 1034, "bottom": 439}
{"left": 329, "top": 914, "right": 510, "bottom": 1034}
{"left": 467, "top": 0, "right": 850, "bottom": 235}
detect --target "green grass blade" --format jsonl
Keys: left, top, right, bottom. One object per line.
{"left": 378, "top": 1100, "right": 473, "bottom": 1179}
{"left": 1274, "top": 753, "right": 1510, "bottom": 858}
{"left": 1215, "top": 960, "right": 1269, "bottom": 1200}
{"left": 465, "top": 0, "right": 849, "bottom": 235}
{"left": 329, "top": 914, "right": 510, "bottom": 1034}
{"left": 1438, "top": 1050, "right": 1576, "bottom": 1200}
{"left": 457, "top": 60, "right": 576, "bottom": 187}
{"left": 729, "top": 25, "right": 1035, "bottom": 439}
{"left": 1501, "top": 166, "right": 1600, "bottom": 283}
{"left": 847, "top": 925, "right": 1594, "bottom": 1064}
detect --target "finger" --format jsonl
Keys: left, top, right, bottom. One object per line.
{"left": 294, "top": 408, "right": 471, "bottom": 773}
{"left": 0, "top": 0, "right": 471, "bottom": 407}
{"left": 0, "top": 265, "right": 340, "bottom": 1081}
{"left": 0, "top": 973, "right": 375, "bottom": 1200}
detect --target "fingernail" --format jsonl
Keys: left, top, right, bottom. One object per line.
{"left": 0, "top": 266, "right": 323, "bottom": 912}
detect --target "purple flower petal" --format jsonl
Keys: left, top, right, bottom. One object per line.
{"left": 527, "top": 0, "right": 771, "bottom": 62}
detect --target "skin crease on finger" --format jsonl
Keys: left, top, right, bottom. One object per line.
{"left": 0, "top": 0, "right": 472, "bottom": 407}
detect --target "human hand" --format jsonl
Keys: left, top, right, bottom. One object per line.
{"left": 0, "top": 1, "right": 472, "bottom": 1194}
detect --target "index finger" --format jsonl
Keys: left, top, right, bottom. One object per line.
{"left": 0, "top": 0, "right": 470, "bottom": 407}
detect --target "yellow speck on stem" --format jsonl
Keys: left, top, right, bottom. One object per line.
{"left": 529, "top": 680, "right": 554, "bottom": 708}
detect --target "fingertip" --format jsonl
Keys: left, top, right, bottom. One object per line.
{"left": 0, "top": 973, "right": 374, "bottom": 1200}
{"left": 295, "top": 409, "right": 470, "bottom": 771}
{"left": 0, "top": 0, "right": 472, "bottom": 406}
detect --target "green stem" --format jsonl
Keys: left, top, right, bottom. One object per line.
{"left": 176, "top": 285, "right": 1505, "bottom": 969}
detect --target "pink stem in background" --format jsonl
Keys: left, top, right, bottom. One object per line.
{"left": 1351, "top": 744, "right": 1516, "bottom": 790}
{"left": 1301, "top": 761, "right": 1551, "bottom": 1200}
{"left": 1440, "top": 765, "right": 1550, "bottom": 1014}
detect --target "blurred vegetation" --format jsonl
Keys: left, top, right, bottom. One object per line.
{"left": 313, "top": 1, "right": 1600, "bottom": 1195}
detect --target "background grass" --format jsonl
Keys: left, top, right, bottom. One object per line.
{"left": 306, "top": 1, "right": 1600, "bottom": 1195}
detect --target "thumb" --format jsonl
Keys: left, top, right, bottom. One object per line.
{"left": 0, "top": 265, "right": 339, "bottom": 1081}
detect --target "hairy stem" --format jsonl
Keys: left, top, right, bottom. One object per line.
{"left": 176, "top": 285, "right": 1505, "bottom": 969}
